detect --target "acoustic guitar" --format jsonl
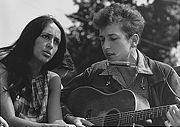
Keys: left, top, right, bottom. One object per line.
{"left": 67, "top": 86, "right": 177, "bottom": 126}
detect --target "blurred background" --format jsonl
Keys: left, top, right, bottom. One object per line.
{"left": 0, "top": 0, "right": 180, "bottom": 75}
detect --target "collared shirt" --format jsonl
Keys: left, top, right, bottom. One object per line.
{"left": 99, "top": 49, "right": 153, "bottom": 100}
{"left": 136, "top": 49, "right": 153, "bottom": 75}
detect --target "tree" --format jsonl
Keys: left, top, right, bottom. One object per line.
{"left": 66, "top": 0, "right": 180, "bottom": 73}
{"left": 138, "top": 0, "right": 180, "bottom": 66}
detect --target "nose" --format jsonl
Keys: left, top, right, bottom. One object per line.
{"left": 103, "top": 38, "right": 110, "bottom": 49}
{"left": 46, "top": 40, "right": 53, "bottom": 49}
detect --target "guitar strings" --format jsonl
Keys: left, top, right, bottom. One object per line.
{"left": 86, "top": 105, "right": 170, "bottom": 125}
{"left": 88, "top": 106, "right": 169, "bottom": 121}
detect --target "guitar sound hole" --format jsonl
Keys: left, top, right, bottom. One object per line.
{"left": 104, "top": 108, "right": 119, "bottom": 126}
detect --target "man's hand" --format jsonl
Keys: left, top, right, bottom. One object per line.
{"left": 165, "top": 105, "right": 180, "bottom": 127}
{"left": 66, "top": 115, "right": 94, "bottom": 127}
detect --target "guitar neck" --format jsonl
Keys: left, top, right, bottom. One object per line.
{"left": 118, "top": 105, "right": 172, "bottom": 125}
{"left": 87, "top": 104, "right": 174, "bottom": 125}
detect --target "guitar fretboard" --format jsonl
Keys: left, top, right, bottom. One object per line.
{"left": 87, "top": 105, "right": 173, "bottom": 125}
{"left": 119, "top": 105, "right": 170, "bottom": 125}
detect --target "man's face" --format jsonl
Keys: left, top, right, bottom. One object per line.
{"left": 99, "top": 23, "right": 132, "bottom": 62}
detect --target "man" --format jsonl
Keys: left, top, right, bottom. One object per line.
{"left": 62, "top": 3, "right": 180, "bottom": 127}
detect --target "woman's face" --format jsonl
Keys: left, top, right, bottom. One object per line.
{"left": 33, "top": 22, "right": 61, "bottom": 64}
{"left": 99, "top": 23, "right": 132, "bottom": 62}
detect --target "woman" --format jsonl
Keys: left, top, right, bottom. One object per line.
{"left": 0, "top": 15, "right": 75, "bottom": 127}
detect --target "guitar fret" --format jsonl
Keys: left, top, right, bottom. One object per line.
{"left": 119, "top": 105, "right": 171, "bottom": 125}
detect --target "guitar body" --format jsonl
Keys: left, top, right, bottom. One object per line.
{"left": 67, "top": 86, "right": 150, "bottom": 126}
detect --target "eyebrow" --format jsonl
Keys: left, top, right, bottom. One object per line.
{"left": 99, "top": 33, "right": 118, "bottom": 37}
{"left": 42, "top": 32, "right": 60, "bottom": 41}
{"left": 41, "top": 32, "right": 52, "bottom": 36}
{"left": 107, "top": 33, "right": 119, "bottom": 36}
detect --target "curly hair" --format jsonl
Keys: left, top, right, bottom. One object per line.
{"left": 93, "top": 3, "right": 145, "bottom": 39}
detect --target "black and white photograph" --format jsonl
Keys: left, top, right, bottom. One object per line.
{"left": 0, "top": 0, "right": 180, "bottom": 126}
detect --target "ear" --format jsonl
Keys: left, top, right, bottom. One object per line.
{"left": 130, "top": 34, "right": 139, "bottom": 48}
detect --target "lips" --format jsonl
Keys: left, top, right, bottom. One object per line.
{"left": 43, "top": 50, "right": 52, "bottom": 57}
{"left": 105, "top": 52, "right": 115, "bottom": 56}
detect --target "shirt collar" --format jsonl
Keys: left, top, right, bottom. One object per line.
{"left": 136, "top": 49, "right": 153, "bottom": 75}
{"left": 100, "top": 50, "right": 153, "bottom": 75}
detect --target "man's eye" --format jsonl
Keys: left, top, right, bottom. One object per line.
{"left": 110, "top": 37, "right": 117, "bottom": 41}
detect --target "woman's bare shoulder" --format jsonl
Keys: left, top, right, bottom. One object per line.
{"left": 48, "top": 71, "right": 60, "bottom": 80}
{"left": 47, "top": 71, "right": 62, "bottom": 90}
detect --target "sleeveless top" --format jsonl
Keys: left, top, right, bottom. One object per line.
{"left": 0, "top": 63, "right": 51, "bottom": 123}
{"left": 13, "top": 73, "right": 50, "bottom": 122}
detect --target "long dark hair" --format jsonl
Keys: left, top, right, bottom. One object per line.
{"left": 0, "top": 15, "right": 66, "bottom": 101}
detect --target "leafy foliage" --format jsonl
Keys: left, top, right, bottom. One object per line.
{"left": 66, "top": 0, "right": 180, "bottom": 73}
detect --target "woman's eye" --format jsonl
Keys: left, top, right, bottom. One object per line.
{"left": 54, "top": 39, "right": 60, "bottom": 45}
{"left": 41, "top": 34, "right": 50, "bottom": 40}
